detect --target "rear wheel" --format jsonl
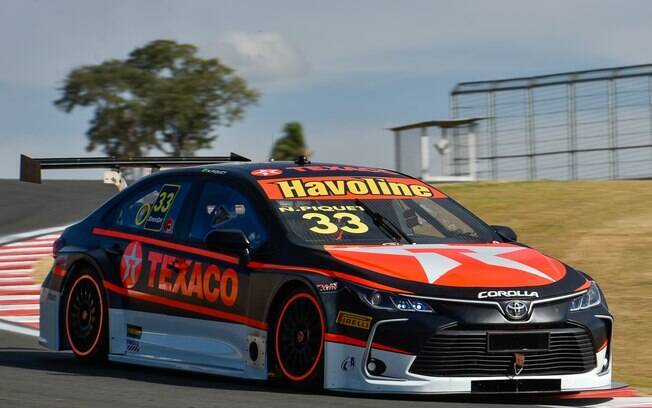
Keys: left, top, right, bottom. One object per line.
{"left": 273, "top": 289, "right": 325, "bottom": 386}
{"left": 64, "top": 268, "right": 108, "bottom": 362}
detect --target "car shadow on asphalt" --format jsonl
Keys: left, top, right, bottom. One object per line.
{"left": 0, "top": 337, "right": 613, "bottom": 407}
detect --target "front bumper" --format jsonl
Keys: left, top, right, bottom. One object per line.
{"left": 324, "top": 334, "right": 611, "bottom": 394}
{"left": 322, "top": 286, "right": 613, "bottom": 394}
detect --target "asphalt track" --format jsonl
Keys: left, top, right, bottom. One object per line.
{"left": 0, "top": 179, "right": 115, "bottom": 236}
{"left": 2, "top": 329, "right": 613, "bottom": 408}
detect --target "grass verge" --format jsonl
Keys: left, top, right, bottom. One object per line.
{"left": 32, "top": 257, "right": 53, "bottom": 285}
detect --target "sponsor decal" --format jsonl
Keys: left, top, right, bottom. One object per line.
{"left": 126, "top": 338, "right": 141, "bottom": 353}
{"left": 277, "top": 205, "right": 364, "bottom": 213}
{"left": 135, "top": 204, "right": 151, "bottom": 226}
{"left": 325, "top": 244, "right": 566, "bottom": 288}
{"left": 251, "top": 168, "right": 283, "bottom": 177}
{"left": 120, "top": 241, "right": 143, "bottom": 289}
{"left": 163, "top": 218, "right": 174, "bottom": 233}
{"left": 258, "top": 176, "right": 445, "bottom": 200}
{"left": 286, "top": 165, "right": 398, "bottom": 174}
{"left": 201, "top": 168, "right": 227, "bottom": 175}
{"left": 119, "top": 241, "right": 239, "bottom": 307}
{"left": 336, "top": 311, "right": 372, "bottom": 330}
{"left": 478, "top": 290, "right": 540, "bottom": 299}
{"left": 315, "top": 282, "right": 338, "bottom": 292}
{"left": 144, "top": 184, "right": 181, "bottom": 232}
{"left": 341, "top": 356, "right": 355, "bottom": 371}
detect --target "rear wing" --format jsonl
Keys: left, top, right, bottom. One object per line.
{"left": 20, "top": 153, "right": 250, "bottom": 190}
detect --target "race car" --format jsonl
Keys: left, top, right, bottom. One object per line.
{"left": 30, "top": 156, "right": 614, "bottom": 394}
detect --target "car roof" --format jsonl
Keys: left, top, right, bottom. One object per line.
{"left": 155, "top": 161, "right": 411, "bottom": 184}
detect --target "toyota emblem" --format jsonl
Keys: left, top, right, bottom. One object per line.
{"left": 504, "top": 300, "right": 529, "bottom": 320}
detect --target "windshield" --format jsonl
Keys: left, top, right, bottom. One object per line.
{"left": 273, "top": 198, "right": 495, "bottom": 245}
{"left": 258, "top": 174, "right": 496, "bottom": 245}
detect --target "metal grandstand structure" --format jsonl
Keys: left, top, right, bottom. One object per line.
{"left": 449, "top": 64, "right": 652, "bottom": 180}
{"left": 388, "top": 118, "right": 483, "bottom": 182}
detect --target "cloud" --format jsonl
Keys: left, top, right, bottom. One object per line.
{"left": 217, "top": 31, "right": 309, "bottom": 83}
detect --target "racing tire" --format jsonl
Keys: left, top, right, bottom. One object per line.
{"left": 64, "top": 267, "right": 109, "bottom": 363}
{"left": 272, "top": 288, "right": 325, "bottom": 387}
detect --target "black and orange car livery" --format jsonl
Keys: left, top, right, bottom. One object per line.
{"left": 37, "top": 160, "right": 615, "bottom": 394}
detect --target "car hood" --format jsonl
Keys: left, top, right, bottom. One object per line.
{"left": 323, "top": 243, "right": 575, "bottom": 290}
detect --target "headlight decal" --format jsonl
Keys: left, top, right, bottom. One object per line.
{"left": 354, "top": 284, "right": 434, "bottom": 313}
{"left": 570, "top": 281, "right": 602, "bottom": 311}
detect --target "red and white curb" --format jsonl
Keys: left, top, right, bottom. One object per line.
{"left": 543, "top": 395, "right": 652, "bottom": 407}
{"left": 0, "top": 229, "right": 63, "bottom": 335}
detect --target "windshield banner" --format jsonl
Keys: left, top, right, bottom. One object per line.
{"left": 258, "top": 176, "right": 447, "bottom": 200}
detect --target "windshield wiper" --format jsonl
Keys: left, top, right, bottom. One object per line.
{"left": 354, "top": 199, "right": 414, "bottom": 244}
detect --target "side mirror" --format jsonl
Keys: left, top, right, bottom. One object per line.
{"left": 204, "top": 229, "right": 251, "bottom": 263}
{"left": 491, "top": 225, "right": 518, "bottom": 242}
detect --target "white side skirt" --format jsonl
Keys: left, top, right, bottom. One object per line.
{"left": 107, "top": 308, "right": 268, "bottom": 381}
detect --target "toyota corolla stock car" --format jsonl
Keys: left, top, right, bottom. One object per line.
{"left": 37, "top": 161, "right": 613, "bottom": 394}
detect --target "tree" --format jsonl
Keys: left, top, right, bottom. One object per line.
{"left": 270, "top": 122, "right": 311, "bottom": 161}
{"left": 55, "top": 40, "right": 260, "bottom": 157}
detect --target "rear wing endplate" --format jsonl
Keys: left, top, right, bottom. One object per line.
{"left": 20, "top": 153, "right": 250, "bottom": 190}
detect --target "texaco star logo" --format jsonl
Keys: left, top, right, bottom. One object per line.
{"left": 251, "top": 168, "right": 283, "bottom": 177}
{"left": 329, "top": 245, "right": 557, "bottom": 285}
{"left": 120, "top": 241, "right": 142, "bottom": 288}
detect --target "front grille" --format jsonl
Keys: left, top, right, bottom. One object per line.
{"left": 410, "top": 327, "right": 596, "bottom": 377}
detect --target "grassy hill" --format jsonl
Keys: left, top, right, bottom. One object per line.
{"left": 439, "top": 180, "right": 652, "bottom": 394}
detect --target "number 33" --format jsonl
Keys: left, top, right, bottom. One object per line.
{"left": 302, "top": 212, "right": 369, "bottom": 234}
{"left": 153, "top": 191, "right": 175, "bottom": 212}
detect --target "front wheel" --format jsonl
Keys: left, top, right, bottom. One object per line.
{"left": 64, "top": 268, "right": 108, "bottom": 362}
{"left": 273, "top": 289, "right": 325, "bottom": 386}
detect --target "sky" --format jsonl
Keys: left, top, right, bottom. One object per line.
{"left": 2, "top": 0, "right": 652, "bottom": 179}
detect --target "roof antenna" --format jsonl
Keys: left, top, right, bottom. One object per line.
{"left": 294, "top": 155, "right": 310, "bottom": 165}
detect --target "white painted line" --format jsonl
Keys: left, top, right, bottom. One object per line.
{"left": 0, "top": 225, "right": 67, "bottom": 246}
{"left": 0, "top": 319, "right": 39, "bottom": 337}
{"left": 0, "top": 269, "right": 35, "bottom": 276}
{"left": 36, "top": 234, "right": 62, "bottom": 241}
{"left": 0, "top": 277, "right": 34, "bottom": 283}
{"left": 0, "top": 295, "right": 40, "bottom": 301}
{"left": 0, "top": 285, "right": 41, "bottom": 291}
{"left": 0, "top": 261, "right": 36, "bottom": 268}
{"left": 0, "top": 247, "right": 52, "bottom": 255}
{"left": 0, "top": 304, "right": 39, "bottom": 311}
{"left": 0, "top": 254, "right": 46, "bottom": 261}
{"left": 1, "top": 316, "right": 40, "bottom": 323}
{"left": 3, "top": 240, "right": 55, "bottom": 248}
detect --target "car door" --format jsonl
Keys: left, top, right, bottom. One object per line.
{"left": 102, "top": 176, "right": 199, "bottom": 361}
{"left": 168, "top": 179, "right": 269, "bottom": 371}
{"left": 103, "top": 175, "right": 268, "bottom": 374}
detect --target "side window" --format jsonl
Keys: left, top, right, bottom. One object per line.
{"left": 189, "top": 182, "right": 267, "bottom": 250}
{"left": 114, "top": 181, "right": 191, "bottom": 235}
